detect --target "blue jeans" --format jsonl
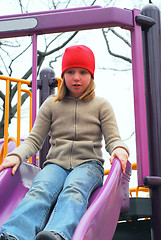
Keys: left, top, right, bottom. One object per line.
{"left": 1, "top": 162, "right": 104, "bottom": 240}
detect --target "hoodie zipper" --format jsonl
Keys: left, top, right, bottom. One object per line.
{"left": 70, "top": 98, "right": 78, "bottom": 169}
{"left": 74, "top": 98, "right": 78, "bottom": 139}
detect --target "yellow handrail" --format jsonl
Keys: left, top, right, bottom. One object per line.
{"left": 21, "top": 89, "right": 32, "bottom": 133}
{"left": 129, "top": 186, "right": 149, "bottom": 197}
{"left": 57, "top": 78, "right": 63, "bottom": 91}
{"left": 0, "top": 75, "right": 31, "bottom": 85}
{"left": 0, "top": 137, "right": 17, "bottom": 164}
{"left": 3, "top": 80, "right": 10, "bottom": 158}
{"left": 0, "top": 75, "right": 31, "bottom": 162}
{"left": 17, "top": 81, "right": 21, "bottom": 147}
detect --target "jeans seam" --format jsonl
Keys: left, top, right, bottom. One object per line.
{"left": 39, "top": 191, "right": 59, "bottom": 231}
{"left": 86, "top": 172, "right": 104, "bottom": 205}
{"left": 39, "top": 207, "right": 51, "bottom": 231}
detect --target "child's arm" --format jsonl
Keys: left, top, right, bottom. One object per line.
{"left": 0, "top": 155, "right": 21, "bottom": 175}
{"left": 5, "top": 97, "right": 53, "bottom": 163}
{"left": 109, "top": 147, "right": 129, "bottom": 174}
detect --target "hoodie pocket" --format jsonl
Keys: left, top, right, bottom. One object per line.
{"left": 46, "top": 138, "right": 72, "bottom": 161}
{"left": 72, "top": 140, "right": 102, "bottom": 161}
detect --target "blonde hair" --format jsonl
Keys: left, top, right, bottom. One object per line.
{"left": 53, "top": 78, "right": 95, "bottom": 102}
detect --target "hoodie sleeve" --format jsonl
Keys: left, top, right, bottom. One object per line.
{"left": 100, "top": 99, "right": 129, "bottom": 156}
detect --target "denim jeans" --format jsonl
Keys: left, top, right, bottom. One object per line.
{"left": 1, "top": 162, "right": 104, "bottom": 240}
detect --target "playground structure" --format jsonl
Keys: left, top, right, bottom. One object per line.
{"left": 0, "top": 3, "right": 161, "bottom": 240}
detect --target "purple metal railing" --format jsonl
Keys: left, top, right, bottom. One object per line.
{"left": 131, "top": 9, "right": 149, "bottom": 186}
{"left": 32, "top": 34, "right": 37, "bottom": 165}
{"left": 0, "top": 7, "right": 133, "bottom": 39}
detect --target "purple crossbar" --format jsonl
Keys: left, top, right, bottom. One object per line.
{"left": 0, "top": 6, "right": 101, "bottom": 19}
{"left": 0, "top": 7, "right": 133, "bottom": 39}
{"left": 0, "top": 162, "right": 40, "bottom": 226}
{"left": 72, "top": 159, "right": 131, "bottom": 240}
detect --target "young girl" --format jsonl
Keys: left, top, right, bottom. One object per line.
{"left": 0, "top": 45, "right": 129, "bottom": 240}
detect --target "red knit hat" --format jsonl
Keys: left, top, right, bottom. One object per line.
{"left": 61, "top": 45, "right": 95, "bottom": 79}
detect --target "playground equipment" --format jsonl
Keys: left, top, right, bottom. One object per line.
{"left": 0, "top": 76, "right": 32, "bottom": 164}
{"left": 0, "top": 3, "right": 161, "bottom": 239}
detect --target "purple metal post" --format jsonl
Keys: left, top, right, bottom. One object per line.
{"left": 130, "top": 9, "right": 149, "bottom": 186}
{"left": 141, "top": 5, "right": 161, "bottom": 240}
{"left": 32, "top": 34, "right": 37, "bottom": 165}
{"left": 38, "top": 68, "right": 56, "bottom": 168}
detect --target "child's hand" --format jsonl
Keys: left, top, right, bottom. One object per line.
{"left": 109, "top": 147, "right": 129, "bottom": 174}
{"left": 0, "top": 155, "right": 21, "bottom": 175}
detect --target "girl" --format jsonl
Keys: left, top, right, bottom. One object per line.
{"left": 0, "top": 45, "right": 129, "bottom": 240}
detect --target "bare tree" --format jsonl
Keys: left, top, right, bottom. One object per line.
{"left": 102, "top": 28, "right": 132, "bottom": 64}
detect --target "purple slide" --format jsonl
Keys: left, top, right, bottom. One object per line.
{"left": 0, "top": 139, "right": 24, "bottom": 162}
{"left": 0, "top": 162, "right": 40, "bottom": 226}
{"left": 0, "top": 138, "right": 131, "bottom": 239}
{"left": 0, "top": 138, "right": 41, "bottom": 226}
{"left": 0, "top": 138, "right": 18, "bottom": 156}
{"left": 72, "top": 159, "right": 131, "bottom": 240}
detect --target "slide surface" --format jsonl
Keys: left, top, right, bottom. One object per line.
{"left": 0, "top": 138, "right": 21, "bottom": 156}
{"left": 0, "top": 162, "right": 40, "bottom": 226}
{"left": 72, "top": 159, "right": 131, "bottom": 240}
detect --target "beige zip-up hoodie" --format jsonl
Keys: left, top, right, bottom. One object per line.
{"left": 8, "top": 95, "right": 129, "bottom": 169}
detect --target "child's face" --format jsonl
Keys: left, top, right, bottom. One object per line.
{"left": 64, "top": 67, "right": 91, "bottom": 98}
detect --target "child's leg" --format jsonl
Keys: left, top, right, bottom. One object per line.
{"left": 43, "top": 162, "right": 104, "bottom": 240}
{"left": 1, "top": 164, "right": 68, "bottom": 240}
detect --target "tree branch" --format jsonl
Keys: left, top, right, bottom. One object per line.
{"left": 49, "top": 54, "right": 63, "bottom": 69}
{"left": 18, "top": 0, "right": 24, "bottom": 13}
{"left": 98, "top": 67, "right": 132, "bottom": 71}
{"left": 109, "top": 28, "right": 131, "bottom": 47}
{"left": 8, "top": 42, "right": 32, "bottom": 76}
{"left": 10, "top": 91, "right": 30, "bottom": 119}
{"left": 91, "top": 0, "right": 98, "bottom": 5}
{"left": 0, "top": 55, "right": 10, "bottom": 75}
{"left": 0, "top": 90, "right": 5, "bottom": 101}
{"left": 102, "top": 28, "right": 132, "bottom": 63}
{"left": 37, "top": 31, "right": 79, "bottom": 57}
